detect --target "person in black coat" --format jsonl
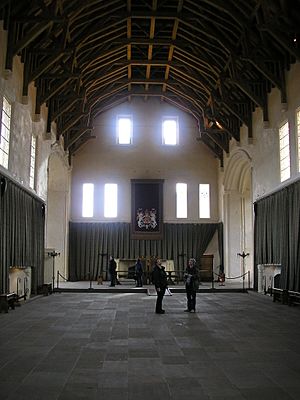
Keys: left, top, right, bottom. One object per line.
{"left": 152, "top": 259, "right": 168, "bottom": 314}
{"left": 135, "top": 258, "right": 143, "bottom": 287}
{"left": 184, "top": 258, "right": 200, "bottom": 312}
{"left": 109, "top": 255, "right": 117, "bottom": 287}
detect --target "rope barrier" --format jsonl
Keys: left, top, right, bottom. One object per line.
{"left": 213, "top": 271, "right": 249, "bottom": 280}
{"left": 57, "top": 271, "right": 68, "bottom": 281}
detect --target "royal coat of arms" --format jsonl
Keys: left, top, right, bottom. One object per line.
{"left": 136, "top": 208, "right": 157, "bottom": 230}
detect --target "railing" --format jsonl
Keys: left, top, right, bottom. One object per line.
{"left": 213, "top": 270, "right": 251, "bottom": 291}
{"left": 55, "top": 268, "right": 251, "bottom": 291}
{"left": 56, "top": 270, "right": 68, "bottom": 291}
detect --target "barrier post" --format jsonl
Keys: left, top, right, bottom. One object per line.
{"left": 48, "top": 251, "right": 60, "bottom": 293}
{"left": 237, "top": 252, "right": 249, "bottom": 293}
{"left": 248, "top": 271, "right": 250, "bottom": 290}
{"left": 57, "top": 270, "right": 59, "bottom": 290}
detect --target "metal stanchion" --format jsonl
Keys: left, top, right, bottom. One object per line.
{"left": 89, "top": 271, "right": 93, "bottom": 290}
{"left": 248, "top": 271, "right": 250, "bottom": 290}
{"left": 237, "top": 251, "right": 249, "bottom": 292}
{"left": 57, "top": 270, "right": 59, "bottom": 290}
{"left": 48, "top": 251, "right": 60, "bottom": 292}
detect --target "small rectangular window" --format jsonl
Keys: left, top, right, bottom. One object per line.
{"left": 0, "top": 97, "right": 12, "bottom": 169}
{"left": 199, "top": 184, "right": 210, "bottom": 218}
{"left": 297, "top": 109, "right": 300, "bottom": 172}
{"left": 104, "top": 183, "right": 117, "bottom": 218}
{"left": 117, "top": 116, "right": 132, "bottom": 144}
{"left": 29, "top": 135, "right": 36, "bottom": 189}
{"left": 162, "top": 117, "right": 178, "bottom": 145}
{"left": 279, "top": 121, "right": 290, "bottom": 182}
{"left": 176, "top": 183, "right": 187, "bottom": 218}
{"left": 82, "top": 183, "right": 94, "bottom": 217}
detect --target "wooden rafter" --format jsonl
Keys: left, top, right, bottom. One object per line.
{"left": 3, "top": 0, "right": 299, "bottom": 160}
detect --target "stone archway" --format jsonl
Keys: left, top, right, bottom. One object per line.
{"left": 223, "top": 149, "right": 253, "bottom": 286}
{"left": 45, "top": 144, "right": 71, "bottom": 284}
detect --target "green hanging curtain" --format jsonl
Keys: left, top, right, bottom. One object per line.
{"left": 69, "top": 222, "right": 221, "bottom": 281}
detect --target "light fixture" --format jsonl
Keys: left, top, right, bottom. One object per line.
{"left": 215, "top": 121, "right": 223, "bottom": 129}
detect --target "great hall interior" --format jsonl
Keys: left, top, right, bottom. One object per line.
{"left": 0, "top": 1, "right": 300, "bottom": 399}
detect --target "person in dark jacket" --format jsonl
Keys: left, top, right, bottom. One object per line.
{"left": 135, "top": 258, "right": 143, "bottom": 287}
{"left": 109, "top": 255, "right": 117, "bottom": 287}
{"left": 184, "top": 258, "right": 199, "bottom": 312}
{"left": 152, "top": 258, "right": 168, "bottom": 314}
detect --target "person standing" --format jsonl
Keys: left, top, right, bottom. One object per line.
{"left": 109, "top": 255, "right": 117, "bottom": 287}
{"left": 184, "top": 258, "right": 199, "bottom": 312}
{"left": 152, "top": 259, "right": 168, "bottom": 314}
{"left": 135, "top": 258, "right": 143, "bottom": 287}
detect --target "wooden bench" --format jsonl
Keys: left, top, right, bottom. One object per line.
{"left": 272, "top": 288, "right": 289, "bottom": 304}
{"left": 166, "top": 271, "right": 179, "bottom": 285}
{"left": 288, "top": 290, "right": 300, "bottom": 306}
{"left": 38, "top": 283, "right": 52, "bottom": 296}
{"left": 0, "top": 293, "right": 18, "bottom": 313}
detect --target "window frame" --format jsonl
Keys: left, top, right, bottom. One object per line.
{"left": 29, "top": 135, "right": 37, "bottom": 189}
{"left": 116, "top": 115, "right": 133, "bottom": 145}
{"left": 82, "top": 183, "right": 94, "bottom": 218}
{"left": 0, "top": 96, "right": 12, "bottom": 169}
{"left": 278, "top": 120, "right": 291, "bottom": 182}
{"left": 162, "top": 116, "right": 179, "bottom": 146}
{"left": 104, "top": 183, "right": 118, "bottom": 218}
{"left": 296, "top": 108, "right": 300, "bottom": 172}
{"left": 176, "top": 182, "right": 187, "bottom": 219}
{"left": 199, "top": 183, "right": 210, "bottom": 219}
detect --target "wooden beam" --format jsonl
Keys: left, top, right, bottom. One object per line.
{"left": 52, "top": 97, "right": 83, "bottom": 121}
{"left": 29, "top": 51, "right": 69, "bottom": 83}
{"left": 229, "top": 77, "right": 268, "bottom": 120}
{"left": 61, "top": 112, "right": 88, "bottom": 133}
{"left": 36, "top": 77, "right": 72, "bottom": 114}
{"left": 262, "top": 26, "right": 300, "bottom": 61}
{"left": 66, "top": 127, "right": 93, "bottom": 149}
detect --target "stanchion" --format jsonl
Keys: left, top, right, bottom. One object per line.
{"left": 89, "top": 271, "right": 93, "bottom": 290}
{"left": 57, "top": 270, "right": 59, "bottom": 290}
{"left": 247, "top": 271, "right": 250, "bottom": 290}
{"left": 56, "top": 270, "right": 68, "bottom": 290}
{"left": 47, "top": 251, "right": 60, "bottom": 292}
{"left": 237, "top": 251, "right": 249, "bottom": 292}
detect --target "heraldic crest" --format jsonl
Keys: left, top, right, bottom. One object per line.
{"left": 136, "top": 208, "right": 157, "bottom": 230}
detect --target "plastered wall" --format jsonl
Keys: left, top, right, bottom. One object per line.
{"left": 220, "top": 61, "right": 300, "bottom": 281}
{"left": 0, "top": 23, "right": 51, "bottom": 200}
{"left": 0, "top": 24, "right": 70, "bottom": 279}
{"left": 71, "top": 98, "right": 220, "bottom": 223}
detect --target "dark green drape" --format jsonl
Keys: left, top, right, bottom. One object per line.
{"left": 0, "top": 173, "right": 45, "bottom": 294}
{"left": 254, "top": 180, "right": 300, "bottom": 291}
{"left": 217, "top": 222, "right": 224, "bottom": 272}
{"left": 69, "top": 221, "right": 220, "bottom": 281}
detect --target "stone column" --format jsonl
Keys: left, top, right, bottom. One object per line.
{"left": 257, "top": 264, "right": 264, "bottom": 293}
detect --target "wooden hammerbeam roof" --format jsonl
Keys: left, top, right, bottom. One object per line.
{"left": 1, "top": 0, "right": 299, "bottom": 163}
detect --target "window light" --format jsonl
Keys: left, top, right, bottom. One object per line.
{"left": 199, "top": 184, "right": 210, "bottom": 218}
{"left": 29, "top": 135, "right": 36, "bottom": 189}
{"left": 279, "top": 122, "right": 290, "bottom": 182}
{"left": 117, "top": 116, "right": 132, "bottom": 144}
{"left": 162, "top": 118, "right": 178, "bottom": 145}
{"left": 0, "top": 97, "right": 12, "bottom": 169}
{"left": 176, "top": 183, "right": 187, "bottom": 218}
{"left": 82, "top": 183, "right": 94, "bottom": 217}
{"left": 297, "top": 110, "right": 300, "bottom": 172}
{"left": 104, "top": 183, "right": 118, "bottom": 218}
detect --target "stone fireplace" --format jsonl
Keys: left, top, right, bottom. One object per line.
{"left": 9, "top": 267, "right": 32, "bottom": 298}
{"left": 257, "top": 264, "right": 281, "bottom": 294}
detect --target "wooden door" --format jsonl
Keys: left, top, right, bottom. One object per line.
{"left": 199, "top": 254, "right": 214, "bottom": 282}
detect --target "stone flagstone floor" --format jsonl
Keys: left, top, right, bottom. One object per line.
{"left": 0, "top": 291, "right": 300, "bottom": 399}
